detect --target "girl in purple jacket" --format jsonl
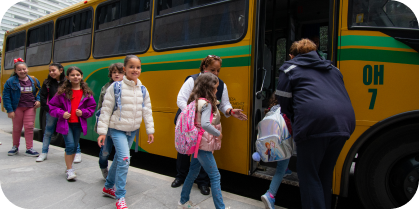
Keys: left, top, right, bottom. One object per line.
{"left": 49, "top": 66, "right": 97, "bottom": 181}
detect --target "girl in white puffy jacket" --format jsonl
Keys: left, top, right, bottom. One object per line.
{"left": 97, "top": 55, "right": 155, "bottom": 209}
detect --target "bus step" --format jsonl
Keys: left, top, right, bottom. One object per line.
{"left": 252, "top": 166, "right": 299, "bottom": 187}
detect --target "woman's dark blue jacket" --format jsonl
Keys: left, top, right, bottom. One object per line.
{"left": 275, "top": 51, "right": 355, "bottom": 144}
{"left": 2, "top": 75, "right": 41, "bottom": 113}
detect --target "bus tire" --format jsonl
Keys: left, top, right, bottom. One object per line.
{"left": 355, "top": 124, "right": 419, "bottom": 209}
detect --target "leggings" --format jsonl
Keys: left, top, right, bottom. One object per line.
{"left": 12, "top": 107, "right": 35, "bottom": 150}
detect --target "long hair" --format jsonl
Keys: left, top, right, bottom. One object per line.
{"left": 57, "top": 66, "right": 93, "bottom": 100}
{"left": 264, "top": 93, "right": 277, "bottom": 114}
{"left": 187, "top": 73, "right": 218, "bottom": 113}
{"left": 289, "top": 38, "right": 317, "bottom": 57}
{"left": 199, "top": 55, "right": 222, "bottom": 73}
{"left": 45, "top": 63, "right": 66, "bottom": 86}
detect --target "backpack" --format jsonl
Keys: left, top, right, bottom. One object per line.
{"left": 175, "top": 98, "right": 213, "bottom": 158}
{"left": 95, "top": 81, "right": 147, "bottom": 152}
{"left": 255, "top": 106, "right": 294, "bottom": 162}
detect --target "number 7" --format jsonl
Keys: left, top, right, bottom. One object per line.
{"left": 368, "top": 89, "right": 377, "bottom": 109}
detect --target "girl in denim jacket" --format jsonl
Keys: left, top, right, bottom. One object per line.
{"left": 3, "top": 59, "right": 41, "bottom": 157}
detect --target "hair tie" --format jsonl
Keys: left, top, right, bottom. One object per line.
{"left": 14, "top": 58, "right": 24, "bottom": 64}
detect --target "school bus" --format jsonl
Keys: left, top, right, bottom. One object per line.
{"left": 1, "top": 0, "right": 418, "bottom": 208}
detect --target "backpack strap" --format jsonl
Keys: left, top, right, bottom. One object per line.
{"left": 113, "top": 81, "right": 122, "bottom": 120}
{"left": 135, "top": 85, "right": 147, "bottom": 152}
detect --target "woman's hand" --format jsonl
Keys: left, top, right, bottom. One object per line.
{"left": 147, "top": 134, "right": 154, "bottom": 144}
{"left": 34, "top": 101, "right": 40, "bottom": 109}
{"left": 228, "top": 109, "right": 248, "bottom": 121}
{"left": 97, "top": 135, "right": 106, "bottom": 147}
{"left": 63, "top": 111, "right": 71, "bottom": 119}
{"left": 76, "top": 109, "right": 83, "bottom": 117}
{"left": 7, "top": 112, "right": 15, "bottom": 119}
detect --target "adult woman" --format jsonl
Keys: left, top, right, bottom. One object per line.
{"left": 172, "top": 55, "right": 247, "bottom": 195}
{"left": 275, "top": 39, "right": 355, "bottom": 209}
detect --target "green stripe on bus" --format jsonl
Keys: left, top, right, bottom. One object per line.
{"left": 339, "top": 48, "right": 419, "bottom": 65}
{"left": 143, "top": 56, "right": 250, "bottom": 72}
{"left": 340, "top": 35, "right": 411, "bottom": 49}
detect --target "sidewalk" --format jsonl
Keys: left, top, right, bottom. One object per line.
{"left": 0, "top": 130, "right": 284, "bottom": 209}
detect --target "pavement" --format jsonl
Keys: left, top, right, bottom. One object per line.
{"left": 0, "top": 111, "right": 284, "bottom": 209}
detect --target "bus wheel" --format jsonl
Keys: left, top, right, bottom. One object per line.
{"left": 355, "top": 124, "right": 419, "bottom": 208}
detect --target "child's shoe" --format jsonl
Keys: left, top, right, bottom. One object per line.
{"left": 36, "top": 153, "right": 47, "bottom": 162}
{"left": 178, "top": 200, "right": 200, "bottom": 209}
{"left": 102, "top": 187, "right": 116, "bottom": 199}
{"left": 74, "top": 153, "right": 82, "bottom": 163}
{"left": 284, "top": 168, "right": 292, "bottom": 177}
{"left": 116, "top": 197, "right": 128, "bottom": 209}
{"left": 66, "top": 168, "right": 77, "bottom": 180}
{"left": 261, "top": 192, "right": 275, "bottom": 209}
{"left": 101, "top": 168, "right": 109, "bottom": 180}
{"left": 8, "top": 146, "right": 18, "bottom": 156}
{"left": 25, "top": 148, "right": 39, "bottom": 157}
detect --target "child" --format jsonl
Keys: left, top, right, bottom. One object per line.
{"left": 36, "top": 63, "right": 82, "bottom": 162}
{"left": 3, "top": 58, "right": 41, "bottom": 156}
{"left": 48, "top": 66, "right": 96, "bottom": 180}
{"left": 95, "top": 63, "right": 124, "bottom": 179}
{"left": 261, "top": 93, "right": 293, "bottom": 209}
{"left": 178, "top": 73, "right": 229, "bottom": 209}
{"left": 97, "top": 55, "right": 154, "bottom": 209}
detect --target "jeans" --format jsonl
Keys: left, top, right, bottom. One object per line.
{"left": 176, "top": 152, "right": 210, "bottom": 186}
{"left": 105, "top": 128, "right": 138, "bottom": 199}
{"left": 267, "top": 159, "right": 291, "bottom": 196}
{"left": 180, "top": 150, "right": 225, "bottom": 209}
{"left": 42, "top": 113, "right": 81, "bottom": 154}
{"left": 12, "top": 107, "right": 35, "bottom": 150}
{"left": 297, "top": 136, "right": 347, "bottom": 209}
{"left": 99, "top": 135, "right": 113, "bottom": 169}
{"left": 63, "top": 123, "right": 82, "bottom": 155}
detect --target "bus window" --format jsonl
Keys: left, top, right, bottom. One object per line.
{"left": 4, "top": 32, "right": 26, "bottom": 70}
{"left": 351, "top": 0, "right": 418, "bottom": 29}
{"left": 153, "top": 0, "right": 247, "bottom": 51}
{"left": 93, "top": 0, "right": 151, "bottom": 58}
{"left": 26, "top": 22, "right": 53, "bottom": 67}
{"left": 54, "top": 9, "right": 92, "bottom": 63}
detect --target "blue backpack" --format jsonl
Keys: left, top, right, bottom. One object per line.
{"left": 95, "top": 81, "right": 147, "bottom": 152}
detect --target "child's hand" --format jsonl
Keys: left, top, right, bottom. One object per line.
{"left": 63, "top": 112, "right": 71, "bottom": 119}
{"left": 76, "top": 109, "right": 82, "bottom": 117}
{"left": 34, "top": 101, "right": 40, "bottom": 109}
{"left": 218, "top": 133, "right": 223, "bottom": 141}
{"left": 7, "top": 112, "right": 15, "bottom": 119}
{"left": 97, "top": 135, "right": 106, "bottom": 147}
{"left": 147, "top": 134, "right": 154, "bottom": 144}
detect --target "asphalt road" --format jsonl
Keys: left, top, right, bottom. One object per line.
{"left": 0, "top": 111, "right": 364, "bottom": 209}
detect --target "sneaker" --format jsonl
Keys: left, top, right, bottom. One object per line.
{"left": 74, "top": 153, "right": 82, "bottom": 163}
{"left": 178, "top": 200, "right": 200, "bottom": 209}
{"left": 101, "top": 168, "right": 109, "bottom": 180}
{"left": 25, "top": 148, "right": 40, "bottom": 157}
{"left": 116, "top": 197, "right": 128, "bottom": 209}
{"left": 8, "top": 146, "right": 18, "bottom": 156}
{"left": 102, "top": 187, "right": 116, "bottom": 199}
{"left": 66, "top": 168, "right": 77, "bottom": 180}
{"left": 36, "top": 153, "right": 47, "bottom": 162}
{"left": 284, "top": 168, "right": 292, "bottom": 177}
{"left": 261, "top": 192, "right": 275, "bottom": 209}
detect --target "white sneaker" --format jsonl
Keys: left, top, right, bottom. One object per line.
{"left": 178, "top": 201, "right": 200, "bottom": 209}
{"left": 66, "top": 168, "right": 77, "bottom": 180}
{"left": 74, "top": 153, "right": 82, "bottom": 163}
{"left": 36, "top": 153, "right": 47, "bottom": 162}
{"left": 101, "top": 168, "right": 108, "bottom": 180}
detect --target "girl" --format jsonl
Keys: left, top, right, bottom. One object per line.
{"left": 178, "top": 73, "right": 229, "bottom": 209}
{"left": 261, "top": 93, "right": 293, "bottom": 209}
{"left": 3, "top": 58, "right": 41, "bottom": 156}
{"left": 36, "top": 63, "right": 82, "bottom": 162}
{"left": 49, "top": 66, "right": 97, "bottom": 180}
{"left": 95, "top": 63, "right": 124, "bottom": 179}
{"left": 97, "top": 55, "right": 154, "bottom": 209}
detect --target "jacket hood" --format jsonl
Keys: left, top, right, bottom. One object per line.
{"left": 280, "top": 51, "right": 332, "bottom": 71}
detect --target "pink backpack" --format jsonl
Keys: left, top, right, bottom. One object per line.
{"left": 175, "top": 98, "right": 213, "bottom": 158}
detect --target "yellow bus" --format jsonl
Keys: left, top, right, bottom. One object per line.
{"left": 1, "top": 0, "right": 418, "bottom": 208}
